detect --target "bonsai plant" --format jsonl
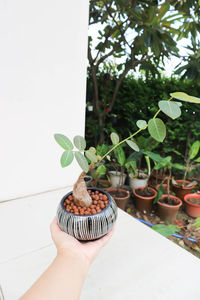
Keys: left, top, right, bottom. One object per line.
{"left": 172, "top": 139, "right": 200, "bottom": 200}
{"left": 54, "top": 92, "right": 200, "bottom": 240}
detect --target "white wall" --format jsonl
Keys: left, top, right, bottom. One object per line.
{"left": 0, "top": 0, "right": 89, "bottom": 200}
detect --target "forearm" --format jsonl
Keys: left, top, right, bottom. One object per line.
{"left": 20, "top": 253, "right": 89, "bottom": 300}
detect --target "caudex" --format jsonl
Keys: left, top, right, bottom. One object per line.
{"left": 54, "top": 92, "right": 200, "bottom": 207}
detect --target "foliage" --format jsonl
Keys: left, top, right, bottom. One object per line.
{"left": 86, "top": 76, "right": 200, "bottom": 157}
{"left": 152, "top": 224, "right": 181, "bottom": 237}
{"left": 174, "top": 139, "right": 200, "bottom": 182}
{"left": 55, "top": 92, "right": 200, "bottom": 177}
{"left": 88, "top": 0, "right": 190, "bottom": 143}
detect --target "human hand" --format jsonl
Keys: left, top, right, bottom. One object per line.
{"left": 50, "top": 217, "right": 115, "bottom": 269}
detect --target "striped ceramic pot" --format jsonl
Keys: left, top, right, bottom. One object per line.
{"left": 56, "top": 187, "right": 118, "bottom": 241}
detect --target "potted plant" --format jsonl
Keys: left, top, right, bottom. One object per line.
{"left": 132, "top": 155, "right": 158, "bottom": 213}
{"left": 184, "top": 192, "right": 200, "bottom": 218}
{"left": 172, "top": 140, "right": 200, "bottom": 200}
{"left": 153, "top": 156, "right": 182, "bottom": 222}
{"left": 54, "top": 92, "right": 200, "bottom": 240}
{"left": 125, "top": 160, "right": 148, "bottom": 190}
{"left": 126, "top": 136, "right": 158, "bottom": 188}
{"left": 108, "top": 139, "right": 127, "bottom": 188}
{"left": 106, "top": 135, "right": 130, "bottom": 211}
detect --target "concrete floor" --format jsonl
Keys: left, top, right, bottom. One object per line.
{"left": 0, "top": 187, "right": 200, "bottom": 300}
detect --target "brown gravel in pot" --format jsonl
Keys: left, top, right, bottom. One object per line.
{"left": 63, "top": 190, "right": 109, "bottom": 215}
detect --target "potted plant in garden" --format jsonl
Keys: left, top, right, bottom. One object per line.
{"left": 108, "top": 135, "right": 127, "bottom": 188}
{"left": 132, "top": 155, "right": 158, "bottom": 213}
{"left": 126, "top": 136, "right": 158, "bottom": 189}
{"left": 54, "top": 92, "right": 200, "bottom": 240}
{"left": 107, "top": 134, "right": 130, "bottom": 211}
{"left": 125, "top": 160, "right": 148, "bottom": 190}
{"left": 184, "top": 192, "right": 200, "bottom": 218}
{"left": 172, "top": 139, "right": 200, "bottom": 200}
{"left": 153, "top": 156, "right": 183, "bottom": 222}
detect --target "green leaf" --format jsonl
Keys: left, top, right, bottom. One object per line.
{"left": 60, "top": 151, "right": 74, "bottom": 168}
{"left": 85, "top": 150, "right": 98, "bottom": 163}
{"left": 152, "top": 224, "right": 180, "bottom": 237}
{"left": 89, "top": 147, "right": 96, "bottom": 154}
{"left": 189, "top": 141, "right": 200, "bottom": 160}
{"left": 195, "top": 156, "right": 200, "bottom": 162}
{"left": 158, "top": 101, "right": 181, "bottom": 120}
{"left": 193, "top": 217, "right": 200, "bottom": 228}
{"left": 148, "top": 118, "right": 166, "bottom": 142}
{"left": 126, "top": 140, "right": 139, "bottom": 152}
{"left": 125, "top": 161, "right": 137, "bottom": 174}
{"left": 94, "top": 165, "right": 107, "bottom": 179}
{"left": 110, "top": 132, "right": 120, "bottom": 145}
{"left": 96, "top": 144, "right": 108, "bottom": 156}
{"left": 172, "top": 163, "right": 186, "bottom": 170}
{"left": 136, "top": 120, "right": 147, "bottom": 129}
{"left": 54, "top": 134, "right": 73, "bottom": 150}
{"left": 153, "top": 183, "right": 164, "bottom": 204}
{"left": 175, "top": 102, "right": 182, "bottom": 107}
{"left": 75, "top": 152, "right": 89, "bottom": 172}
{"left": 114, "top": 145, "right": 126, "bottom": 166}
{"left": 154, "top": 156, "right": 172, "bottom": 170}
{"left": 170, "top": 92, "right": 200, "bottom": 104}
{"left": 73, "top": 136, "right": 86, "bottom": 151}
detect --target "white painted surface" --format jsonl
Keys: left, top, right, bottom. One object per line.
{"left": 0, "top": 191, "right": 200, "bottom": 300}
{"left": 0, "top": 0, "right": 89, "bottom": 200}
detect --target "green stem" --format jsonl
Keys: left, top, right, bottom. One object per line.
{"left": 97, "top": 96, "right": 174, "bottom": 166}
{"left": 99, "top": 127, "right": 145, "bottom": 163}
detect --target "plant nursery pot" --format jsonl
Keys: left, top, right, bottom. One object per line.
{"left": 184, "top": 193, "right": 200, "bottom": 218}
{"left": 129, "top": 173, "right": 148, "bottom": 190}
{"left": 108, "top": 171, "right": 127, "bottom": 188}
{"left": 84, "top": 175, "right": 93, "bottom": 187}
{"left": 91, "top": 179, "right": 112, "bottom": 191}
{"left": 107, "top": 187, "right": 130, "bottom": 211}
{"left": 133, "top": 187, "right": 157, "bottom": 213}
{"left": 157, "top": 195, "right": 182, "bottom": 223}
{"left": 172, "top": 180, "right": 196, "bottom": 201}
{"left": 57, "top": 187, "right": 118, "bottom": 241}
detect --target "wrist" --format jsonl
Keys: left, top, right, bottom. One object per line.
{"left": 56, "top": 250, "right": 90, "bottom": 275}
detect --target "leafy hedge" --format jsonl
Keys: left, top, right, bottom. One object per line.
{"left": 85, "top": 75, "right": 200, "bottom": 157}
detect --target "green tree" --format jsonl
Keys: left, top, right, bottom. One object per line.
{"left": 88, "top": 0, "right": 182, "bottom": 143}
{"left": 173, "top": 0, "right": 200, "bottom": 80}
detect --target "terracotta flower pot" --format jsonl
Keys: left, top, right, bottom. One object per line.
{"left": 157, "top": 195, "right": 182, "bottom": 223}
{"left": 57, "top": 187, "right": 118, "bottom": 241}
{"left": 184, "top": 193, "right": 200, "bottom": 218}
{"left": 107, "top": 187, "right": 130, "bottom": 210}
{"left": 172, "top": 180, "right": 196, "bottom": 201}
{"left": 133, "top": 187, "right": 157, "bottom": 213}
